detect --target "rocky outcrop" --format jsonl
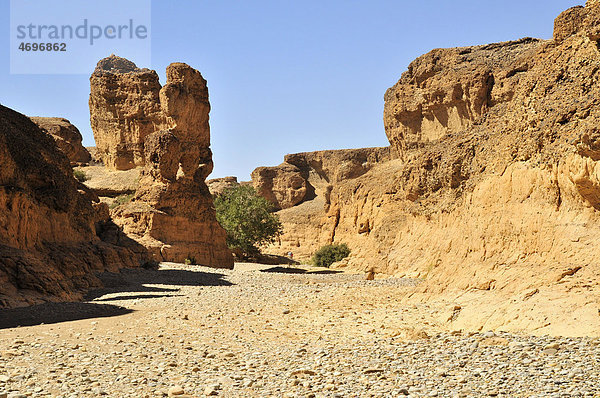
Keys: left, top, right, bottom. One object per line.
{"left": 105, "top": 60, "right": 233, "bottom": 268}
{"left": 252, "top": 147, "right": 390, "bottom": 211}
{"left": 255, "top": 147, "right": 390, "bottom": 256}
{"left": 383, "top": 38, "right": 542, "bottom": 155}
{"left": 30, "top": 117, "right": 91, "bottom": 165}
{"left": 89, "top": 55, "right": 165, "bottom": 170}
{"left": 207, "top": 176, "right": 239, "bottom": 196}
{"left": 0, "top": 105, "right": 150, "bottom": 308}
{"left": 251, "top": 163, "right": 308, "bottom": 210}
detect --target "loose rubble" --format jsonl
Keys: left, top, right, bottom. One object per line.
{"left": 0, "top": 263, "right": 598, "bottom": 397}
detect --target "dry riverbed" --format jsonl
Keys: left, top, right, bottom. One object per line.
{"left": 0, "top": 263, "right": 599, "bottom": 397}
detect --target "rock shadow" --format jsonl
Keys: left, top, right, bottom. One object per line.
{"left": 93, "top": 294, "right": 183, "bottom": 302}
{"left": 85, "top": 267, "right": 233, "bottom": 301}
{"left": 0, "top": 302, "right": 132, "bottom": 329}
{"left": 244, "top": 253, "right": 300, "bottom": 265}
{"left": 259, "top": 266, "right": 342, "bottom": 275}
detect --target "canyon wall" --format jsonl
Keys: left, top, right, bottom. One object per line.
{"left": 254, "top": 147, "right": 390, "bottom": 258}
{"left": 259, "top": 4, "right": 600, "bottom": 335}
{"left": 0, "top": 105, "right": 149, "bottom": 308}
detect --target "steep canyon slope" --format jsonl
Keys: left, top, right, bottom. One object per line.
{"left": 262, "top": 3, "right": 600, "bottom": 335}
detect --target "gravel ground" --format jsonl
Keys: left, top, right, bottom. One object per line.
{"left": 0, "top": 263, "right": 598, "bottom": 398}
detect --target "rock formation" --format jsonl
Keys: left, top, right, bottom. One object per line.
{"left": 252, "top": 148, "right": 390, "bottom": 211}
{"left": 30, "top": 117, "right": 91, "bottom": 165}
{"left": 253, "top": 147, "right": 390, "bottom": 256}
{"left": 258, "top": 4, "right": 600, "bottom": 335}
{"left": 383, "top": 38, "right": 541, "bottom": 155}
{"left": 207, "top": 176, "right": 240, "bottom": 196}
{"left": 0, "top": 105, "right": 150, "bottom": 308}
{"left": 251, "top": 163, "right": 308, "bottom": 210}
{"left": 96, "top": 59, "right": 233, "bottom": 268}
{"left": 89, "top": 55, "right": 165, "bottom": 171}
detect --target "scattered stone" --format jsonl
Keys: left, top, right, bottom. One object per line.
{"left": 168, "top": 386, "right": 185, "bottom": 396}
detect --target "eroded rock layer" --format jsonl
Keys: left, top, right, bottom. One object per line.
{"left": 256, "top": 147, "right": 390, "bottom": 257}
{"left": 89, "top": 55, "right": 165, "bottom": 171}
{"left": 0, "top": 105, "right": 149, "bottom": 308}
{"left": 262, "top": 4, "right": 600, "bottom": 335}
{"left": 207, "top": 176, "right": 240, "bottom": 196}
{"left": 102, "top": 60, "right": 233, "bottom": 268}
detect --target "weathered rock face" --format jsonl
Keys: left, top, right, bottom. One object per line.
{"left": 89, "top": 55, "right": 165, "bottom": 170}
{"left": 251, "top": 163, "right": 308, "bottom": 210}
{"left": 0, "top": 105, "right": 150, "bottom": 308}
{"left": 207, "top": 176, "right": 239, "bottom": 196}
{"left": 255, "top": 147, "right": 390, "bottom": 256}
{"left": 383, "top": 38, "right": 542, "bottom": 156}
{"left": 262, "top": 4, "right": 600, "bottom": 335}
{"left": 105, "top": 61, "right": 233, "bottom": 268}
{"left": 30, "top": 117, "right": 91, "bottom": 165}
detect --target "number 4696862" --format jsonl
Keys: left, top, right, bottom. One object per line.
{"left": 18, "top": 43, "right": 66, "bottom": 51}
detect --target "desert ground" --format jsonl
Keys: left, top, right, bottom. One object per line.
{"left": 1, "top": 263, "right": 598, "bottom": 398}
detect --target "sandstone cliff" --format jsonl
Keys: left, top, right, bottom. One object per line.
{"left": 0, "top": 105, "right": 150, "bottom": 308}
{"left": 259, "top": 4, "right": 600, "bottom": 336}
{"left": 30, "top": 117, "right": 91, "bottom": 165}
{"left": 93, "top": 59, "right": 233, "bottom": 268}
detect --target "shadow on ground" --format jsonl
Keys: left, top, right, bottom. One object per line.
{"left": 260, "top": 266, "right": 342, "bottom": 275}
{"left": 0, "top": 268, "right": 232, "bottom": 329}
{"left": 0, "top": 302, "right": 133, "bottom": 329}
{"left": 93, "top": 294, "right": 183, "bottom": 302}
{"left": 239, "top": 253, "right": 300, "bottom": 265}
{"left": 85, "top": 267, "right": 234, "bottom": 301}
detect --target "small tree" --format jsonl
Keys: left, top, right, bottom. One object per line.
{"left": 214, "top": 185, "right": 283, "bottom": 256}
{"left": 73, "top": 169, "right": 87, "bottom": 182}
{"left": 312, "top": 243, "right": 351, "bottom": 267}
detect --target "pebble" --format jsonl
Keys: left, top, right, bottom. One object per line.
{"left": 0, "top": 263, "right": 597, "bottom": 397}
{"left": 168, "top": 386, "right": 184, "bottom": 396}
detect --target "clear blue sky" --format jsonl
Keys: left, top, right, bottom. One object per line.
{"left": 0, "top": 0, "right": 580, "bottom": 180}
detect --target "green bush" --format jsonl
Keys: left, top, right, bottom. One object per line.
{"left": 312, "top": 243, "right": 351, "bottom": 267}
{"left": 109, "top": 193, "right": 135, "bottom": 209}
{"left": 214, "top": 185, "right": 283, "bottom": 256}
{"left": 73, "top": 169, "right": 87, "bottom": 182}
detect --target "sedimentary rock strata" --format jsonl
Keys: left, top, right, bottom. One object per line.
{"left": 0, "top": 105, "right": 149, "bottom": 308}
{"left": 103, "top": 60, "right": 233, "bottom": 268}
{"left": 30, "top": 117, "right": 91, "bottom": 165}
